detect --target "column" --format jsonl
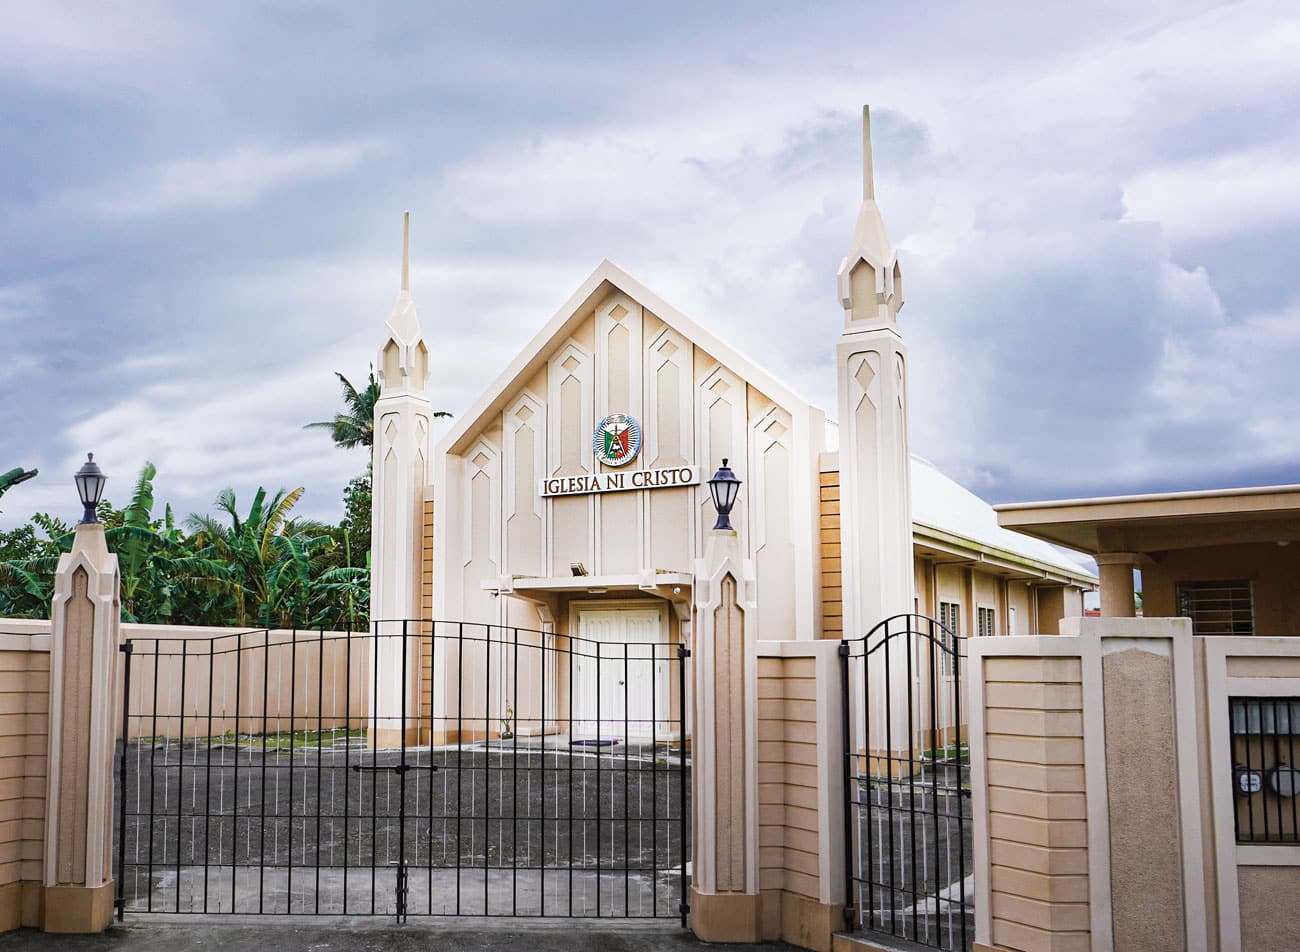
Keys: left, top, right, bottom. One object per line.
{"left": 1095, "top": 552, "right": 1138, "bottom": 618}
{"left": 42, "top": 522, "right": 120, "bottom": 933}
{"left": 690, "top": 528, "right": 761, "bottom": 942}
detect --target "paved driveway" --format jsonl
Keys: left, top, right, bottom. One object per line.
{"left": 0, "top": 918, "right": 797, "bottom": 951}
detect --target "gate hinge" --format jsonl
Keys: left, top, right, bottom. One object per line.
{"left": 119, "top": 642, "right": 134, "bottom": 655}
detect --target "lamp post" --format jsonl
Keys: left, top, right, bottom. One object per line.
{"left": 707, "top": 458, "right": 742, "bottom": 531}
{"left": 74, "top": 453, "right": 107, "bottom": 524}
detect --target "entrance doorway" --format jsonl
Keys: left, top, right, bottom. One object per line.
{"left": 574, "top": 607, "right": 666, "bottom": 741}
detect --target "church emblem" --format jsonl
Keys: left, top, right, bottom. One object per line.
{"left": 592, "top": 413, "right": 641, "bottom": 467}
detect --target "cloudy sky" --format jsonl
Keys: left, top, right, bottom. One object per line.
{"left": 3, "top": 0, "right": 1299, "bottom": 528}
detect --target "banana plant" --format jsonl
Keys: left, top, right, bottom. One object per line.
{"left": 186, "top": 486, "right": 330, "bottom": 628}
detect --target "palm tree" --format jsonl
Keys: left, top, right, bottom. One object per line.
{"left": 303, "top": 366, "right": 451, "bottom": 450}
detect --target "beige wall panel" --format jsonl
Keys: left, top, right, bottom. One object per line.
{"left": 557, "top": 376, "right": 586, "bottom": 476}
{"left": 984, "top": 657, "right": 1082, "bottom": 684}
{"left": 0, "top": 647, "right": 49, "bottom": 895}
{"left": 755, "top": 435, "right": 796, "bottom": 643}
{"left": 550, "top": 497, "right": 589, "bottom": 573}
{"left": 1238, "top": 866, "right": 1300, "bottom": 952}
{"left": 505, "top": 403, "right": 544, "bottom": 579}
{"left": 988, "top": 839, "right": 1089, "bottom": 877}
{"left": 1037, "top": 587, "right": 1066, "bottom": 636}
{"left": 599, "top": 492, "right": 640, "bottom": 574}
{"left": 461, "top": 467, "right": 498, "bottom": 624}
{"left": 1007, "top": 583, "right": 1032, "bottom": 635}
{"left": 1144, "top": 542, "right": 1300, "bottom": 633}
{"left": 697, "top": 359, "right": 747, "bottom": 550}
{"left": 1102, "top": 649, "right": 1184, "bottom": 952}
{"left": 649, "top": 488, "right": 691, "bottom": 571}
{"left": 983, "top": 681, "right": 1083, "bottom": 711}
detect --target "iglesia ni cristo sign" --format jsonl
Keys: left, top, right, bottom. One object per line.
{"left": 539, "top": 465, "right": 701, "bottom": 497}
{"left": 539, "top": 412, "right": 700, "bottom": 496}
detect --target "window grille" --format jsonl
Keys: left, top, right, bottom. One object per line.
{"left": 1230, "top": 697, "right": 1300, "bottom": 843}
{"left": 937, "top": 602, "right": 960, "bottom": 673}
{"left": 939, "top": 601, "right": 960, "bottom": 636}
{"left": 1177, "top": 580, "right": 1254, "bottom": 636}
{"left": 977, "top": 606, "right": 995, "bottom": 638}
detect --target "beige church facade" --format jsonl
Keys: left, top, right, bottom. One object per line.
{"left": 368, "top": 109, "right": 1096, "bottom": 743}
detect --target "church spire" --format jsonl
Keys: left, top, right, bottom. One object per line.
{"left": 862, "top": 105, "right": 875, "bottom": 201}
{"left": 400, "top": 210, "right": 410, "bottom": 292}
{"left": 837, "top": 104, "right": 901, "bottom": 325}
{"left": 377, "top": 211, "right": 429, "bottom": 395}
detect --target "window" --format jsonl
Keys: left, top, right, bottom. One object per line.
{"left": 1230, "top": 697, "right": 1300, "bottom": 843}
{"left": 1177, "top": 580, "right": 1254, "bottom": 636}
{"left": 937, "top": 602, "right": 960, "bottom": 673}
{"left": 1008, "top": 605, "right": 1018, "bottom": 636}
{"left": 977, "top": 606, "right": 995, "bottom": 638}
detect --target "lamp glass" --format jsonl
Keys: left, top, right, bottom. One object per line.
{"left": 74, "top": 453, "right": 107, "bottom": 524}
{"left": 707, "top": 458, "right": 742, "bottom": 531}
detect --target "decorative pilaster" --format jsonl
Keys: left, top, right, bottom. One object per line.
{"left": 690, "top": 528, "right": 761, "bottom": 942}
{"left": 370, "top": 212, "right": 432, "bottom": 747}
{"left": 42, "top": 523, "right": 120, "bottom": 933}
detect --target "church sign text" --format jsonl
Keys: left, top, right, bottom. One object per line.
{"left": 539, "top": 465, "right": 701, "bottom": 498}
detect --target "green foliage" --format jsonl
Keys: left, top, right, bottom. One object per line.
{"left": 0, "top": 462, "right": 370, "bottom": 629}
{"left": 303, "top": 367, "right": 383, "bottom": 450}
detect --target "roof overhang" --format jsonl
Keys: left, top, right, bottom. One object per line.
{"left": 913, "top": 523, "right": 1096, "bottom": 587}
{"left": 994, "top": 484, "right": 1300, "bottom": 555}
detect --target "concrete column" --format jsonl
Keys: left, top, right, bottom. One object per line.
{"left": 1095, "top": 552, "right": 1138, "bottom": 618}
{"left": 42, "top": 523, "right": 120, "bottom": 933}
{"left": 690, "top": 528, "right": 761, "bottom": 942}
{"left": 370, "top": 212, "right": 432, "bottom": 747}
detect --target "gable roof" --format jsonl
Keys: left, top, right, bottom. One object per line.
{"left": 440, "top": 259, "right": 818, "bottom": 457}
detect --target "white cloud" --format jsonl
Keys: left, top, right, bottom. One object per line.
{"left": 93, "top": 139, "right": 389, "bottom": 218}
{"left": 1123, "top": 142, "right": 1300, "bottom": 242}
{"left": 0, "top": 282, "right": 47, "bottom": 324}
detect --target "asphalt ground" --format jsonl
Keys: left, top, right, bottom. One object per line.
{"left": 118, "top": 738, "right": 688, "bottom": 918}
{"left": 0, "top": 917, "right": 799, "bottom": 952}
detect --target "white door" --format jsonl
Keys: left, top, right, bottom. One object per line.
{"left": 574, "top": 609, "right": 663, "bottom": 741}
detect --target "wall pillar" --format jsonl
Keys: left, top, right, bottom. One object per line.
{"left": 690, "top": 528, "right": 762, "bottom": 942}
{"left": 42, "top": 523, "right": 120, "bottom": 933}
{"left": 1094, "top": 553, "right": 1138, "bottom": 618}
{"left": 968, "top": 617, "right": 1207, "bottom": 952}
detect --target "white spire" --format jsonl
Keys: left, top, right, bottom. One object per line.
{"left": 862, "top": 104, "right": 875, "bottom": 201}
{"left": 837, "top": 105, "right": 901, "bottom": 322}
{"left": 378, "top": 211, "right": 429, "bottom": 393}
{"left": 400, "top": 209, "right": 410, "bottom": 292}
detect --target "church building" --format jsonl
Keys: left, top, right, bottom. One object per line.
{"left": 367, "top": 108, "right": 1095, "bottom": 742}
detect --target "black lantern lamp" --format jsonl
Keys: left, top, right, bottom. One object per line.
{"left": 707, "top": 458, "right": 742, "bottom": 531}
{"left": 74, "top": 453, "right": 107, "bottom": 524}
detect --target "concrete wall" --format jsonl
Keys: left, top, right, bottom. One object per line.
{"left": 1, "top": 621, "right": 370, "bottom": 741}
{"left": 1143, "top": 541, "right": 1300, "bottom": 634}
{"left": 980, "top": 655, "right": 1089, "bottom": 950}
{"left": 0, "top": 632, "right": 49, "bottom": 930}
{"left": 755, "top": 640, "right": 845, "bottom": 952}
{"left": 970, "top": 618, "right": 1300, "bottom": 952}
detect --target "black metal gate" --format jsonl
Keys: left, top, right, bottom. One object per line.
{"left": 840, "top": 614, "right": 972, "bottom": 950}
{"left": 116, "top": 621, "right": 690, "bottom": 922}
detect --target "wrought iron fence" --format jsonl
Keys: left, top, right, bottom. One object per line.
{"left": 841, "top": 614, "right": 972, "bottom": 951}
{"left": 116, "top": 620, "right": 690, "bottom": 922}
